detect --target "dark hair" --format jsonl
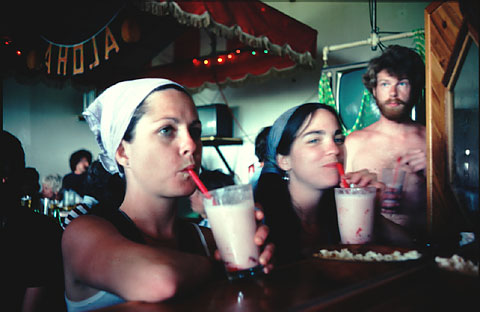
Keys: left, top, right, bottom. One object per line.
{"left": 2, "top": 130, "right": 26, "bottom": 204}
{"left": 123, "top": 84, "right": 192, "bottom": 143}
{"left": 2, "top": 130, "right": 25, "bottom": 177}
{"left": 85, "top": 160, "right": 125, "bottom": 215}
{"left": 254, "top": 103, "right": 341, "bottom": 264}
{"left": 277, "top": 103, "right": 343, "bottom": 157}
{"left": 21, "top": 167, "right": 40, "bottom": 196}
{"left": 199, "top": 169, "right": 235, "bottom": 191}
{"left": 69, "top": 149, "right": 93, "bottom": 172}
{"left": 363, "top": 45, "right": 425, "bottom": 106}
{"left": 255, "top": 126, "right": 271, "bottom": 163}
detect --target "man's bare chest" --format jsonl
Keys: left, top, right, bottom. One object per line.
{"left": 351, "top": 137, "right": 424, "bottom": 175}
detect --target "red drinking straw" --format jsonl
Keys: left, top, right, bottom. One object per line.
{"left": 392, "top": 156, "right": 402, "bottom": 186}
{"left": 187, "top": 168, "right": 212, "bottom": 199}
{"left": 336, "top": 163, "right": 349, "bottom": 188}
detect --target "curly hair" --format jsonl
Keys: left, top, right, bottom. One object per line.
{"left": 69, "top": 149, "right": 92, "bottom": 172}
{"left": 363, "top": 45, "right": 425, "bottom": 106}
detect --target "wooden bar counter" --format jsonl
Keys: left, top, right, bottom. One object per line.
{"left": 93, "top": 245, "right": 478, "bottom": 311}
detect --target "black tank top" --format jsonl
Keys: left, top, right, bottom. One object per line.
{"left": 96, "top": 208, "right": 211, "bottom": 256}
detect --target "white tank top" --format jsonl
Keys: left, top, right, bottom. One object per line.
{"left": 65, "top": 290, "right": 125, "bottom": 312}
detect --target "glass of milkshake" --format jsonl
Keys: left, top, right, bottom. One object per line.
{"left": 380, "top": 167, "right": 406, "bottom": 213}
{"left": 334, "top": 187, "right": 377, "bottom": 244}
{"left": 203, "top": 184, "right": 263, "bottom": 280}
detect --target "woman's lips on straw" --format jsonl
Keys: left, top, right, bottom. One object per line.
{"left": 183, "top": 165, "right": 196, "bottom": 172}
{"left": 324, "top": 162, "right": 339, "bottom": 168}
{"left": 186, "top": 168, "right": 212, "bottom": 199}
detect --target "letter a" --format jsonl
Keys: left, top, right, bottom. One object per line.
{"left": 104, "top": 26, "right": 120, "bottom": 60}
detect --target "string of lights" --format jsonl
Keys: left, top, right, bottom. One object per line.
{"left": 191, "top": 48, "right": 270, "bottom": 67}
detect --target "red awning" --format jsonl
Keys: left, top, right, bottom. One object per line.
{"left": 136, "top": 0, "right": 317, "bottom": 92}
{"left": 0, "top": 1, "right": 316, "bottom": 92}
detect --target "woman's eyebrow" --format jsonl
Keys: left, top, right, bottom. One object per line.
{"left": 301, "top": 130, "right": 325, "bottom": 137}
{"left": 152, "top": 117, "right": 180, "bottom": 123}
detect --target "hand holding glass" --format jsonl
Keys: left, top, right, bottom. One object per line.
{"left": 381, "top": 168, "right": 406, "bottom": 212}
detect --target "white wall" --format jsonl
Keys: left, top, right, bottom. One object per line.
{"left": 2, "top": 1, "right": 428, "bottom": 184}
{"left": 3, "top": 78, "right": 101, "bottom": 180}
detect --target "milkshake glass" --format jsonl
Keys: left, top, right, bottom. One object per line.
{"left": 334, "top": 187, "right": 376, "bottom": 244}
{"left": 203, "top": 184, "right": 262, "bottom": 280}
{"left": 380, "top": 168, "right": 406, "bottom": 212}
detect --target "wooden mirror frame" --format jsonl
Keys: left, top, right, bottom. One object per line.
{"left": 425, "top": 1, "right": 479, "bottom": 241}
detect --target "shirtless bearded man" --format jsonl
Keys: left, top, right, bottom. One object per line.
{"left": 345, "top": 45, "right": 426, "bottom": 240}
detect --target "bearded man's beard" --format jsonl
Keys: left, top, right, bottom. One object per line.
{"left": 375, "top": 98, "right": 414, "bottom": 121}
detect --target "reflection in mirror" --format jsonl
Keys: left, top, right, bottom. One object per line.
{"left": 452, "top": 39, "right": 479, "bottom": 230}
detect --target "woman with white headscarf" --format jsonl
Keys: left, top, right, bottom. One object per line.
{"left": 62, "top": 79, "right": 274, "bottom": 312}
{"left": 255, "top": 103, "right": 411, "bottom": 265}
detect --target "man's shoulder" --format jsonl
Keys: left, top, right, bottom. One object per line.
{"left": 62, "top": 172, "right": 75, "bottom": 182}
{"left": 411, "top": 122, "right": 426, "bottom": 136}
{"left": 345, "top": 124, "right": 378, "bottom": 143}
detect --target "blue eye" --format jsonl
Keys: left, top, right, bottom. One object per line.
{"left": 159, "top": 126, "right": 174, "bottom": 136}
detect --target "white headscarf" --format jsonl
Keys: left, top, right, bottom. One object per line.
{"left": 83, "top": 78, "right": 184, "bottom": 175}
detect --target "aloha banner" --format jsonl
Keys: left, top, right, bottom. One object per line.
{"left": 41, "top": 10, "right": 123, "bottom": 77}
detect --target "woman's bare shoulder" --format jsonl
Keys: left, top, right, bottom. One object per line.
{"left": 62, "top": 215, "right": 125, "bottom": 259}
{"left": 64, "top": 214, "right": 114, "bottom": 236}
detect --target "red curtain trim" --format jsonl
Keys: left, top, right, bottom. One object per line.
{"left": 137, "top": 0, "right": 316, "bottom": 67}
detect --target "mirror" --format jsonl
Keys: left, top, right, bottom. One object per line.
{"left": 450, "top": 37, "right": 479, "bottom": 230}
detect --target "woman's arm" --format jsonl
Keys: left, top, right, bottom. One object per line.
{"left": 62, "top": 215, "right": 213, "bottom": 303}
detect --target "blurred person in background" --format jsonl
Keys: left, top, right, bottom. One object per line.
{"left": 62, "top": 149, "right": 92, "bottom": 196}
{"left": 62, "top": 160, "right": 125, "bottom": 228}
{"left": 41, "top": 174, "right": 63, "bottom": 200}
{"left": 249, "top": 126, "right": 271, "bottom": 193}
{"left": 1, "top": 130, "right": 65, "bottom": 312}
{"left": 19, "top": 167, "right": 41, "bottom": 212}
